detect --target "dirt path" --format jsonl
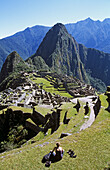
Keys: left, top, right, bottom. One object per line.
{"left": 80, "top": 103, "right": 95, "bottom": 131}
{"left": 71, "top": 96, "right": 97, "bottom": 131}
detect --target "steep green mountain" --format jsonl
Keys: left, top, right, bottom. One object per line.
{"left": 0, "top": 51, "right": 30, "bottom": 84}
{"left": 35, "top": 23, "right": 89, "bottom": 83}
{"left": 1, "top": 18, "right": 110, "bottom": 71}
{"left": 28, "top": 23, "right": 109, "bottom": 92}
{"left": 79, "top": 44, "right": 110, "bottom": 86}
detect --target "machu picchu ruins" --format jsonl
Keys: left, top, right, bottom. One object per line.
{"left": 0, "top": 16, "right": 110, "bottom": 169}
{"left": 0, "top": 69, "right": 103, "bottom": 155}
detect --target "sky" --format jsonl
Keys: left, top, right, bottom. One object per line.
{"left": 0, "top": 0, "right": 110, "bottom": 39}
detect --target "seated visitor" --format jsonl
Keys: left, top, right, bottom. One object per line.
{"left": 42, "top": 142, "right": 64, "bottom": 166}
{"left": 50, "top": 142, "right": 64, "bottom": 161}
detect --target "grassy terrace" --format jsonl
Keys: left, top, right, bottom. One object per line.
{"left": 0, "top": 94, "right": 109, "bottom": 169}
{"left": 34, "top": 105, "right": 52, "bottom": 116}
{"left": 30, "top": 76, "right": 73, "bottom": 98}
{"left": 9, "top": 106, "right": 33, "bottom": 113}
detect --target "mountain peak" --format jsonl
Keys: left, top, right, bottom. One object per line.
{"left": 103, "top": 18, "right": 110, "bottom": 24}
{"left": 85, "top": 17, "right": 94, "bottom": 22}
{"left": 34, "top": 23, "right": 88, "bottom": 83}
{"left": 53, "top": 23, "right": 65, "bottom": 29}
{"left": 35, "top": 23, "right": 70, "bottom": 65}
{"left": 5, "top": 51, "right": 24, "bottom": 66}
{"left": 53, "top": 23, "right": 64, "bottom": 27}
{"left": 8, "top": 51, "right": 20, "bottom": 59}
{"left": 0, "top": 51, "right": 29, "bottom": 83}
{"left": 49, "top": 23, "right": 68, "bottom": 35}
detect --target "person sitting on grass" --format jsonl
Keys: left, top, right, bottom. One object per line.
{"left": 42, "top": 142, "right": 64, "bottom": 166}
{"left": 50, "top": 142, "right": 64, "bottom": 162}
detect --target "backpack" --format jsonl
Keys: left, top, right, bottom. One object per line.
{"left": 42, "top": 152, "right": 51, "bottom": 163}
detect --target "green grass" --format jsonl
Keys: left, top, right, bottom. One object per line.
{"left": 9, "top": 106, "right": 33, "bottom": 113}
{"left": 0, "top": 108, "right": 7, "bottom": 115}
{"left": 0, "top": 95, "right": 109, "bottom": 170}
{"left": 26, "top": 118, "right": 36, "bottom": 125}
{"left": 35, "top": 105, "right": 52, "bottom": 116}
{"left": 0, "top": 106, "right": 32, "bottom": 115}
{"left": 99, "top": 93, "right": 108, "bottom": 107}
{"left": 31, "top": 77, "right": 72, "bottom": 98}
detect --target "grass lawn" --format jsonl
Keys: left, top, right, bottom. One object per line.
{"left": 0, "top": 95, "right": 109, "bottom": 170}
{"left": 9, "top": 106, "right": 33, "bottom": 113}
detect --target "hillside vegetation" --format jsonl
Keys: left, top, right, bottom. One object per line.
{"left": 0, "top": 66, "right": 109, "bottom": 169}
{"left": 0, "top": 94, "right": 109, "bottom": 169}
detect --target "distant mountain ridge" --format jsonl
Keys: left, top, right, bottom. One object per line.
{"left": 0, "top": 18, "right": 110, "bottom": 70}
{"left": 66, "top": 18, "right": 110, "bottom": 53}
{"left": 0, "top": 26, "right": 50, "bottom": 70}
